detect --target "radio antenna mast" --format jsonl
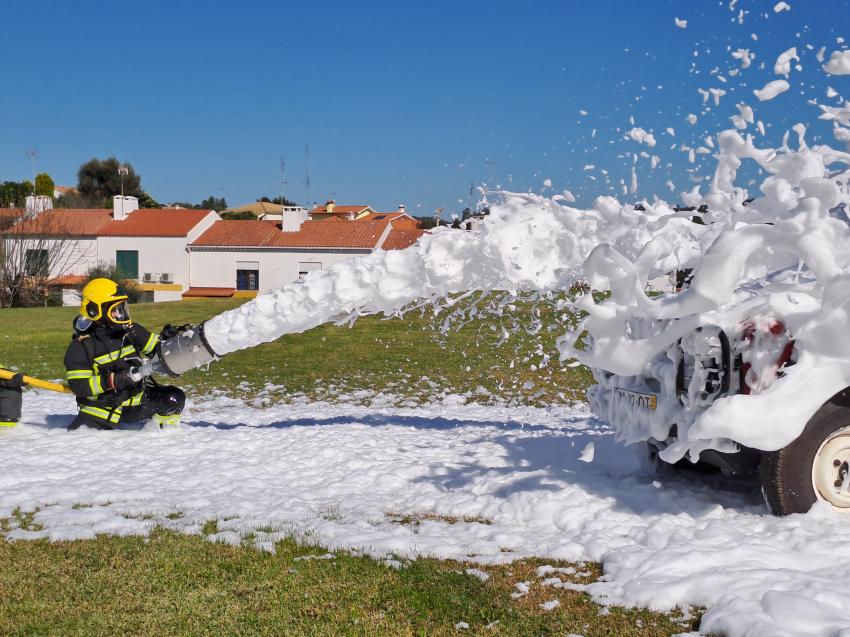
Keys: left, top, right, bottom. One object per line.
{"left": 304, "top": 144, "right": 311, "bottom": 210}
{"left": 280, "top": 158, "right": 288, "bottom": 205}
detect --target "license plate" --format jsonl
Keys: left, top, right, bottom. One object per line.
{"left": 615, "top": 388, "right": 657, "bottom": 411}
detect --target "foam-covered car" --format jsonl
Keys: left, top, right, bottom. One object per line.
{"left": 574, "top": 218, "right": 850, "bottom": 516}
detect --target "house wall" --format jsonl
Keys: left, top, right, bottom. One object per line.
{"left": 188, "top": 249, "right": 371, "bottom": 292}
{"left": 4, "top": 236, "right": 99, "bottom": 279}
{"left": 97, "top": 236, "right": 191, "bottom": 290}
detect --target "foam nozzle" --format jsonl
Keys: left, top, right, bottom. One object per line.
{"left": 153, "top": 322, "right": 221, "bottom": 377}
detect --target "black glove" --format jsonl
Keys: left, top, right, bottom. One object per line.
{"left": 2, "top": 372, "right": 24, "bottom": 390}
{"left": 160, "top": 323, "right": 191, "bottom": 341}
{"left": 109, "top": 364, "right": 152, "bottom": 391}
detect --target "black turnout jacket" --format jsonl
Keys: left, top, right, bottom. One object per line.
{"left": 64, "top": 321, "right": 159, "bottom": 426}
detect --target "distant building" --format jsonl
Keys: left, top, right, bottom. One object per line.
{"left": 5, "top": 197, "right": 425, "bottom": 304}
{"left": 53, "top": 185, "right": 76, "bottom": 199}
{"left": 223, "top": 201, "right": 308, "bottom": 222}
{"left": 8, "top": 196, "right": 218, "bottom": 302}
{"left": 185, "top": 211, "right": 424, "bottom": 298}
{"left": 308, "top": 201, "right": 376, "bottom": 221}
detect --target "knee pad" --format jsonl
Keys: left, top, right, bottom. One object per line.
{"left": 153, "top": 413, "right": 181, "bottom": 429}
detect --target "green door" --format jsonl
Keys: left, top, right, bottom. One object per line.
{"left": 116, "top": 250, "right": 139, "bottom": 279}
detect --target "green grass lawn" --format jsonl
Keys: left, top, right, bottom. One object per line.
{"left": 0, "top": 300, "right": 697, "bottom": 636}
{"left": 0, "top": 530, "right": 698, "bottom": 637}
{"left": 0, "top": 297, "right": 592, "bottom": 405}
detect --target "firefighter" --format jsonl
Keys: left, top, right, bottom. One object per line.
{"left": 64, "top": 278, "right": 185, "bottom": 430}
{"left": 0, "top": 368, "right": 23, "bottom": 429}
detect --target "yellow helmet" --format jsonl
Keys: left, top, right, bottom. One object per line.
{"left": 80, "top": 278, "right": 132, "bottom": 327}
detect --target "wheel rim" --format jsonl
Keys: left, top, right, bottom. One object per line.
{"left": 811, "top": 425, "right": 850, "bottom": 511}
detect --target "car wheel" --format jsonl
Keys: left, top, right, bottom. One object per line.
{"left": 761, "top": 402, "right": 850, "bottom": 515}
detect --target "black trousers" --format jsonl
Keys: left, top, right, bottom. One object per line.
{"left": 0, "top": 385, "right": 22, "bottom": 425}
{"left": 69, "top": 384, "right": 186, "bottom": 430}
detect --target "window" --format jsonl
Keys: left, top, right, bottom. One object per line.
{"left": 116, "top": 250, "right": 139, "bottom": 279}
{"left": 25, "top": 249, "right": 48, "bottom": 277}
{"left": 236, "top": 261, "right": 259, "bottom": 290}
{"left": 297, "top": 261, "right": 321, "bottom": 282}
{"left": 236, "top": 270, "right": 259, "bottom": 290}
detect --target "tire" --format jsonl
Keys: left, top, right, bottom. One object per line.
{"left": 761, "top": 401, "right": 850, "bottom": 515}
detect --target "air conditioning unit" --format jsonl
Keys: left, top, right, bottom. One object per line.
{"left": 160, "top": 273, "right": 175, "bottom": 284}
{"left": 142, "top": 273, "right": 157, "bottom": 283}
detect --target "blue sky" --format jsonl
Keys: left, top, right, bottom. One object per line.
{"left": 1, "top": 0, "right": 848, "bottom": 215}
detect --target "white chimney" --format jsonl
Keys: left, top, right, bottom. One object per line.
{"left": 25, "top": 195, "right": 53, "bottom": 216}
{"left": 113, "top": 195, "right": 139, "bottom": 220}
{"left": 325, "top": 200, "right": 335, "bottom": 213}
{"left": 281, "top": 207, "right": 309, "bottom": 232}
{"left": 398, "top": 204, "right": 406, "bottom": 214}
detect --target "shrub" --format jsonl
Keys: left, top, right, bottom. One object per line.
{"left": 83, "top": 264, "right": 143, "bottom": 303}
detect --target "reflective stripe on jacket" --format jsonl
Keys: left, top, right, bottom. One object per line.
{"left": 63, "top": 323, "right": 158, "bottom": 426}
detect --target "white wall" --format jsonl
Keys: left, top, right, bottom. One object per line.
{"left": 188, "top": 249, "right": 370, "bottom": 292}
{"left": 97, "top": 236, "right": 190, "bottom": 290}
{"left": 4, "top": 236, "right": 98, "bottom": 279}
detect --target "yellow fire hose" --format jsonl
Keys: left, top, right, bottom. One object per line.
{"left": 0, "top": 368, "right": 73, "bottom": 394}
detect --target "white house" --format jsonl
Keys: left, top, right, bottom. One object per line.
{"left": 185, "top": 214, "right": 423, "bottom": 298}
{"left": 6, "top": 196, "right": 424, "bottom": 304}
{"left": 9, "top": 196, "right": 218, "bottom": 302}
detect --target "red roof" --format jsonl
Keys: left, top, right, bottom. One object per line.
{"left": 382, "top": 227, "right": 424, "bottom": 250}
{"left": 10, "top": 208, "right": 212, "bottom": 237}
{"left": 0, "top": 208, "right": 24, "bottom": 223}
{"left": 99, "top": 209, "right": 212, "bottom": 237}
{"left": 309, "top": 204, "right": 371, "bottom": 215}
{"left": 183, "top": 287, "right": 235, "bottom": 298}
{"left": 192, "top": 219, "right": 390, "bottom": 249}
{"left": 46, "top": 274, "right": 87, "bottom": 287}
{"left": 360, "top": 212, "right": 404, "bottom": 222}
{"left": 11, "top": 209, "right": 112, "bottom": 236}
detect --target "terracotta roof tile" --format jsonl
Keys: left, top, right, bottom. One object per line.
{"left": 10, "top": 208, "right": 212, "bottom": 237}
{"left": 46, "top": 274, "right": 87, "bottom": 287}
{"left": 382, "top": 227, "right": 424, "bottom": 250}
{"left": 0, "top": 208, "right": 24, "bottom": 222}
{"left": 191, "top": 219, "right": 389, "bottom": 249}
{"left": 309, "top": 204, "right": 371, "bottom": 215}
{"left": 11, "top": 209, "right": 112, "bottom": 236}
{"left": 99, "top": 208, "right": 212, "bottom": 237}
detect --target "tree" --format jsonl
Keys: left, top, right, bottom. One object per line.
{"left": 258, "top": 195, "right": 298, "bottom": 207}
{"left": 0, "top": 181, "right": 34, "bottom": 208}
{"left": 220, "top": 211, "right": 256, "bottom": 220}
{"left": 34, "top": 173, "right": 55, "bottom": 198}
{"left": 136, "top": 191, "right": 161, "bottom": 209}
{"left": 77, "top": 157, "right": 142, "bottom": 206}
{"left": 82, "top": 263, "right": 142, "bottom": 302}
{"left": 0, "top": 211, "right": 93, "bottom": 307}
{"left": 414, "top": 216, "right": 437, "bottom": 229}
{"left": 199, "top": 196, "right": 227, "bottom": 211}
